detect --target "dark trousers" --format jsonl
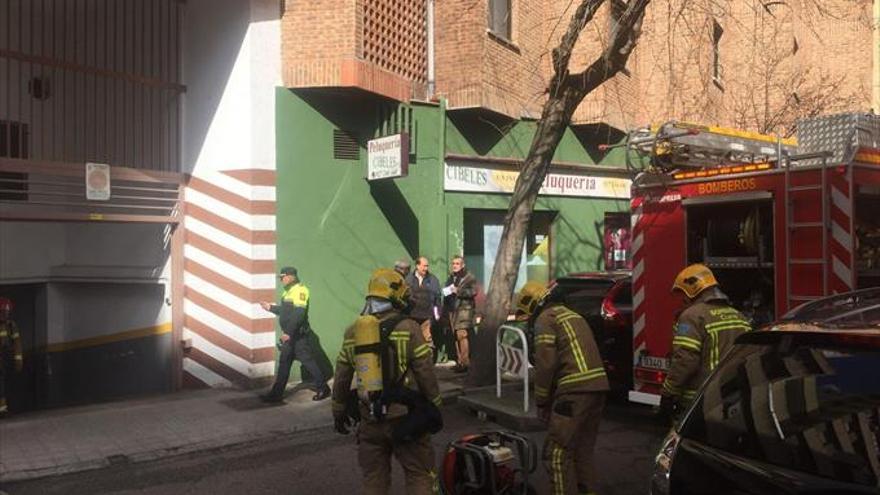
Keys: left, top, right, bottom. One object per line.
{"left": 268, "top": 333, "right": 329, "bottom": 398}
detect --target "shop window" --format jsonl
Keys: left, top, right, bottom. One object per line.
{"left": 463, "top": 209, "right": 555, "bottom": 308}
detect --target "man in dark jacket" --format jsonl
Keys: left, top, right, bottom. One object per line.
{"left": 260, "top": 266, "right": 331, "bottom": 403}
{"left": 443, "top": 256, "right": 477, "bottom": 373}
{"left": 405, "top": 257, "right": 441, "bottom": 354}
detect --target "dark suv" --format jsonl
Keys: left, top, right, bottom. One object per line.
{"left": 651, "top": 288, "right": 880, "bottom": 495}
{"left": 548, "top": 271, "right": 633, "bottom": 395}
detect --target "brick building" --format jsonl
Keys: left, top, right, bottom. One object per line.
{"left": 285, "top": 0, "right": 875, "bottom": 133}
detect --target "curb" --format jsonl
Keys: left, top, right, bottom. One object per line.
{"left": 0, "top": 420, "right": 335, "bottom": 483}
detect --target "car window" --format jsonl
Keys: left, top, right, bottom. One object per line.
{"left": 680, "top": 333, "right": 880, "bottom": 487}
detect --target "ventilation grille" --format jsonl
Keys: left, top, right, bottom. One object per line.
{"left": 333, "top": 129, "right": 360, "bottom": 160}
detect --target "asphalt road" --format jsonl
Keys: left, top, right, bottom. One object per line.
{"left": 2, "top": 401, "right": 667, "bottom": 495}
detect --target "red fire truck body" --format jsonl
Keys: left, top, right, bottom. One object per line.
{"left": 627, "top": 114, "right": 880, "bottom": 406}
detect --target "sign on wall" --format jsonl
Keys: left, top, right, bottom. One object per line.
{"left": 444, "top": 161, "right": 631, "bottom": 199}
{"left": 85, "top": 162, "right": 111, "bottom": 201}
{"left": 367, "top": 133, "right": 409, "bottom": 181}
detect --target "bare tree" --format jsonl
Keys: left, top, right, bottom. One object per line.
{"left": 469, "top": 0, "right": 651, "bottom": 386}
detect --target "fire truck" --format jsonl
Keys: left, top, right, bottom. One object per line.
{"left": 619, "top": 113, "right": 880, "bottom": 406}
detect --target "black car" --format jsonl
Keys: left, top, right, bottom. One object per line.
{"left": 547, "top": 271, "right": 633, "bottom": 395}
{"left": 651, "top": 288, "right": 880, "bottom": 495}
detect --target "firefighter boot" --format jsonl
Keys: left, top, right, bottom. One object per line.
{"left": 543, "top": 393, "right": 606, "bottom": 495}
{"left": 358, "top": 420, "right": 436, "bottom": 495}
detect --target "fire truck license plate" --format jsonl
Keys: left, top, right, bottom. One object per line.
{"left": 639, "top": 356, "right": 669, "bottom": 370}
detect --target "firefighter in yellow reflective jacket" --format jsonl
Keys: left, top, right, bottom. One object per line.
{"left": 661, "top": 264, "right": 752, "bottom": 418}
{"left": 516, "top": 281, "right": 609, "bottom": 495}
{"left": 0, "top": 297, "right": 23, "bottom": 416}
{"left": 331, "top": 268, "right": 442, "bottom": 495}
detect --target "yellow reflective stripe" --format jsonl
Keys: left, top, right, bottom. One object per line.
{"left": 535, "top": 385, "right": 549, "bottom": 397}
{"left": 535, "top": 334, "right": 556, "bottom": 345}
{"left": 705, "top": 319, "right": 750, "bottom": 330}
{"left": 558, "top": 369, "right": 606, "bottom": 387}
{"left": 562, "top": 322, "right": 588, "bottom": 373}
{"left": 672, "top": 336, "right": 702, "bottom": 352}
{"left": 397, "top": 340, "right": 406, "bottom": 374}
{"left": 662, "top": 381, "right": 679, "bottom": 394}
{"left": 14, "top": 355, "right": 22, "bottom": 360}
{"left": 682, "top": 389, "right": 698, "bottom": 400}
{"left": 553, "top": 447, "right": 564, "bottom": 495}
{"left": 555, "top": 312, "right": 580, "bottom": 324}
{"left": 431, "top": 395, "right": 442, "bottom": 407}
{"left": 0, "top": 331, "right": 7, "bottom": 337}
{"left": 413, "top": 344, "right": 432, "bottom": 359}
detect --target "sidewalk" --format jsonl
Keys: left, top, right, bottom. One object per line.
{"left": 0, "top": 371, "right": 465, "bottom": 483}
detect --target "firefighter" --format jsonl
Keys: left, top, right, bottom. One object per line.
{"left": 0, "top": 297, "right": 23, "bottom": 416}
{"left": 660, "top": 263, "right": 752, "bottom": 419}
{"left": 516, "top": 281, "right": 609, "bottom": 495}
{"left": 331, "top": 268, "right": 442, "bottom": 495}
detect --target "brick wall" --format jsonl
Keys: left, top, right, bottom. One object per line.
{"left": 283, "top": 0, "right": 873, "bottom": 133}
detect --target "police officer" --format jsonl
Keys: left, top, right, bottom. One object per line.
{"left": 515, "top": 281, "right": 608, "bottom": 495}
{"left": 0, "top": 297, "right": 23, "bottom": 416}
{"left": 260, "top": 267, "right": 331, "bottom": 403}
{"left": 660, "top": 264, "right": 751, "bottom": 418}
{"left": 331, "top": 268, "right": 442, "bottom": 495}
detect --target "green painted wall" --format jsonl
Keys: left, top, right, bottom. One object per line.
{"left": 275, "top": 88, "right": 628, "bottom": 369}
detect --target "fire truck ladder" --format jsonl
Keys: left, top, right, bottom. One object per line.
{"left": 783, "top": 151, "right": 833, "bottom": 308}
{"left": 621, "top": 122, "right": 797, "bottom": 171}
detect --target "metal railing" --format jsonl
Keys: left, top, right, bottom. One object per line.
{"left": 496, "top": 324, "right": 530, "bottom": 413}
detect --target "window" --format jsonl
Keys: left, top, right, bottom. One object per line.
{"left": 488, "top": 0, "right": 512, "bottom": 41}
{"left": 609, "top": 0, "right": 631, "bottom": 76}
{"left": 712, "top": 20, "right": 724, "bottom": 88}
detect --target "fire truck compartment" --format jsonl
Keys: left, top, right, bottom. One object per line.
{"left": 856, "top": 187, "right": 880, "bottom": 289}
{"left": 684, "top": 199, "right": 775, "bottom": 326}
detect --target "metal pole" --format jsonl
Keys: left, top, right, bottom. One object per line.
{"left": 496, "top": 327, "right": 502, "bottom": 399}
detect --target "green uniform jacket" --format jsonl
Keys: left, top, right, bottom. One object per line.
{"left": 331, "top": 311, "right": 442, "bottom": 420}
{"left": 534, "top": 304, "right": 609, "bottom": 408}
{"left": 662, "top": 288, "right": 751, "bottom": 403}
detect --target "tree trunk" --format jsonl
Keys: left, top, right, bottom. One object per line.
{"left": 468, "top": 0, "right": 650, "bottom": 387}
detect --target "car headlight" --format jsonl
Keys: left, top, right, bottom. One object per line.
{"left": 650, "top": 429, "right": 681, "bottom": 495}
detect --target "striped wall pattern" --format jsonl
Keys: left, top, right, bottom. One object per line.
{"left": 829, "top": 169, "right": 855, "bottom": 293}
{"left": 630, "top": 197, "right": 648, "bottom": 393}
{"left": 182, "top": 169, "right": 278, "bottom": 388}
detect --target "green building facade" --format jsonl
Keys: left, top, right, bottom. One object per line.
{"left": 275, "top": 89, "right": 632, "bottom": 360}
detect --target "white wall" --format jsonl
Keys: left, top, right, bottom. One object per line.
{"left": 182, "top": 0, "right": 280, "bottom": 174}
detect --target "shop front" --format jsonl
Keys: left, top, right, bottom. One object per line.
{"left": 442, "top": 158, "right": 632, "bottom": 310}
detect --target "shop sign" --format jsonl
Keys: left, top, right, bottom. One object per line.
{"left": 367, "top": 133, "right": 409, "bottom": 181}
{"left": 85, "top": 162, "right": 111, "bottom": 201}
{"left": 444, "top": 161, "right": 631, "bottom": 199}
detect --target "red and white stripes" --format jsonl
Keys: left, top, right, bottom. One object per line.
{"left": 829, "top": 170, "right": 855, "bottom": 293}
{"left": 630, "top": 197, "right": 647, "bottom": 383}
{"left": 182, "top": 169, "right": 278, "bottom": 388}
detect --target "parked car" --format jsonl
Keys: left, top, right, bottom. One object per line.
{"left": 544, "top": 271, "right": 633, "bottom": 395}
{"left": 651, "top": 288, "right": 880, "bottom": 495}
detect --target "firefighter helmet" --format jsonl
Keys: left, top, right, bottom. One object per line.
{"left": 0, "top": 297, "right": 12, "bottom": 317}
{"left": 671, "top": 264, "right": 718, "bottom": 299}
{"left": 366, "top": 268, "right": 411, "bottom": 309}
{"left": 514, "top": 281, "right": 549, "bottom": 320}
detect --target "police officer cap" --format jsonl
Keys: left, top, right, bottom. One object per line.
{"left": 279, "top": 266, "right": 298, "bottom": 277}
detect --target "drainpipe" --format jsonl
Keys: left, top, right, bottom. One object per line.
{"left": 874, "top": 0, "right": 879, "bottom": 112}
{"left": 426, "top": 0, "right": 436, "bottom": 101}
